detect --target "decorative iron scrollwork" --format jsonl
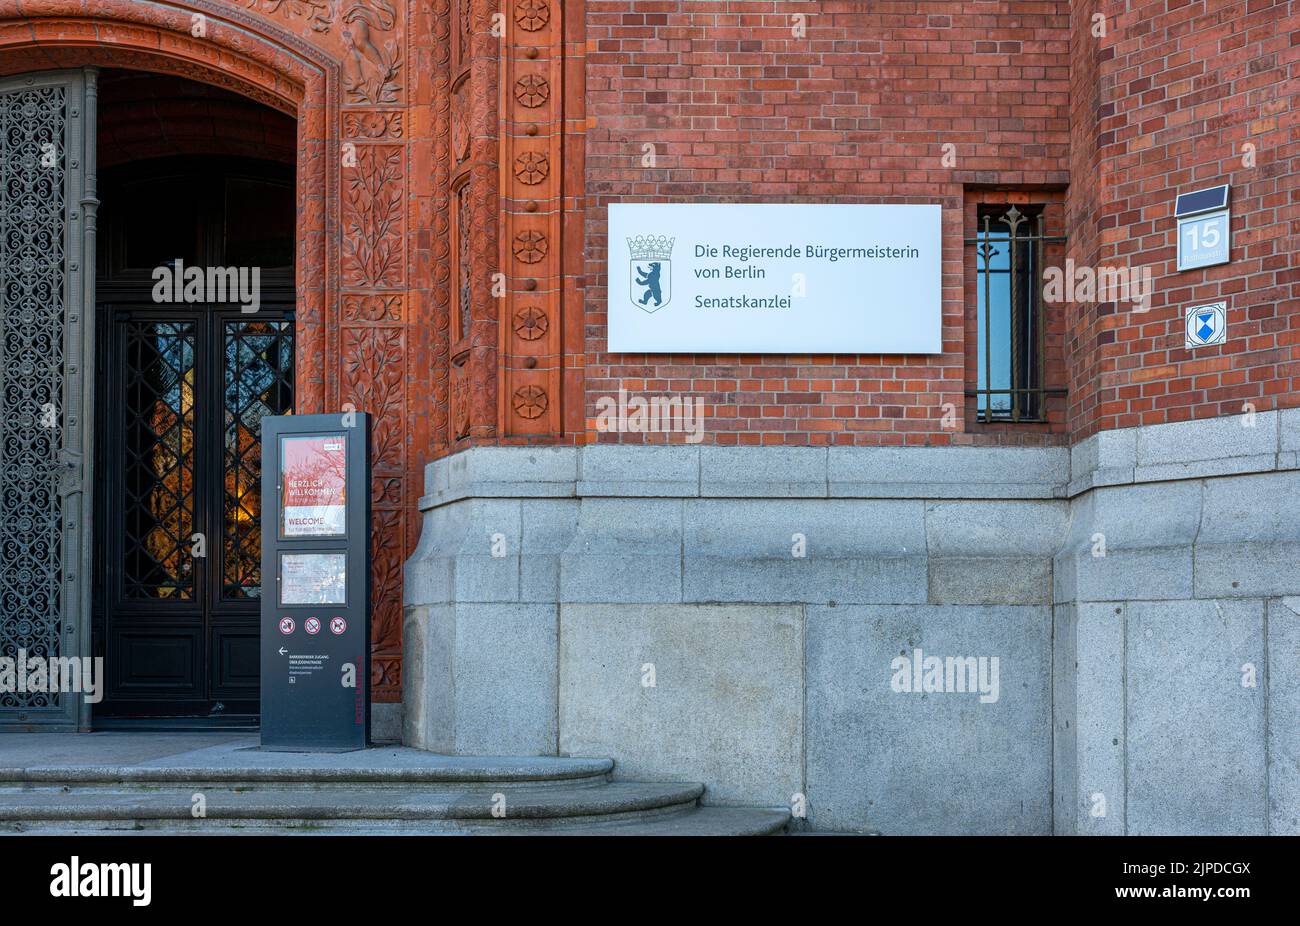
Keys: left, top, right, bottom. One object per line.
{"left": 222, "top": 320, "right": 294, "bottom": 599}
{"left": 0, "top": 84, "right": 68, "bottom": 709}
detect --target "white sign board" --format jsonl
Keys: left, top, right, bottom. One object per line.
{"left": 607, "top": 203, "right": 942, "bottom": 354}
{"left": 1177, "top": 210, "right": 1230, "bottom": 271}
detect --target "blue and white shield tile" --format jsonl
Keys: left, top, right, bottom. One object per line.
{"left": 1184, "top": 301, "right": 1227, "bottom": 348}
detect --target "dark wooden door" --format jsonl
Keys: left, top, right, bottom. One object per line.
{"left": 93, "top": 156, "right": 295, "bottom": 722}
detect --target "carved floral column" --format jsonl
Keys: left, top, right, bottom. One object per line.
{"left": 230, "top": 0, "right": 580, "bottom": 705}
{"left": 331, "top": 0, "right": 411, "bottom": 703}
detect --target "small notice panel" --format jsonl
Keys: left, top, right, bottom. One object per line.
{"left": 279, "top": 552, "right": 347, "bottom": 605}
{"left": 281, "top": 434, "right": 348, "bottom": 537}
{"left": 606, "top": 202, "right": 942, "bottom": 354}
{"left": 261, "top": 413, "right": 371, "bottom": 752}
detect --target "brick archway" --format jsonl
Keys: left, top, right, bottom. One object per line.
{"left": 0, "top": 0, "right": 339, "bottom": 411}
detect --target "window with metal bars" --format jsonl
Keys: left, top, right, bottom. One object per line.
{"left": 968, "top": 205, "right": 1062, "bottom": 423}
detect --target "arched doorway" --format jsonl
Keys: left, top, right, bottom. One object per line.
{"left": 0, "top": 2, "right": 415, "bottom": 734}
{"left": 91, "top": 70, "right": 297, "bottom": 725}
{"left": 0, "top": 66, "right": 298, "bottom": 727}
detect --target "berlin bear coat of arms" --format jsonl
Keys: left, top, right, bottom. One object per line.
{"left": 627, "top": 234, "right": 674, "bottom": 312}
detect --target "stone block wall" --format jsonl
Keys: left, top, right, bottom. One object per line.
{"left": 404, "top": 409, "right": 1300, "bottom": 833}
{"left": 1053, "top": 410, "right": 1300, "bottom": 835}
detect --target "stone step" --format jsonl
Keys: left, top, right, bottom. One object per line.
{"left": 0, "top": 781, "right": 704, "bottom": 824}
{"left": 3, "top": 806, "right": 792, "bottom": 836}
{"left": 0, "top": 735, "right": 790, "bottom": 835}
{"left": 535, "top": 806, "right": 791, "bottom": 837}
{"left": 0, "top": 781, "right": 789, "bottom": 835}
{"left": 0, "top": 753, "right": 615, "bottom": 790}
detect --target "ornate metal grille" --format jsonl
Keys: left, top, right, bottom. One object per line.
{"left": 966, "top": 206, "right": 1067, "bottom": 423}
{"left": 0, "top": 84, "right": 69, "bottom": 709}
{"left": 222, "top": 319, "right": 294, "bottom": 599}
{"left": 121, "top": 321, "right": 197, "bottom": 600}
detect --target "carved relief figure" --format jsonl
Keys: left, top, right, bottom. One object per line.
{"left": 342, "top": 0, "right": 401, "bottom": 104}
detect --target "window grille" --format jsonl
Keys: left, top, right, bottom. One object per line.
{"left": 966, "top": 206, "right": 1066, "bottom": 423}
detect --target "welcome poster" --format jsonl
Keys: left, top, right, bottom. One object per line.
{"left": 281, "top": 434, "right": 347, "bottom": 537}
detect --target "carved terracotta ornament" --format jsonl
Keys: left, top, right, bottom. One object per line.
{"left": 240, "top": 0, "right": 335, "bottom": 33}
{"left": 460, "top": 0, "right": 473, "bottom": 45}
{"left": 341, "top": 0, "right": 401, "bottom": 105}
{"left": 452, "top": 366, "right": 471, "bottom": 438}
{"left": 513, "top": 306, "right": 549, "bottom": 340}
{"left": 343, "top": 110, "right": 403, "bottom": 139}
{"left": 343, "top": 294, "right": 403, "bottom": 322}
{"left": 452, "top": 110, "right": 470, "bottom": 163}
{"left": 514, "top": 151, "right": 549, "bottom": 184}
{"left": 512, "top": 385, "right": 549, "bottom": 419}
{"left": 456, "top": 183, "right": 472, "bottom": 337}
{"left": 514, "top": 0, "right": 551, "bottom": 31}
{"left": 343, "top": 145, "right": 404, "bottom": 288}
{"left": 342, "top": 328, "right": 405, "bottom": 470}
{"left": 513, "top": 74, "right": 550, "bottom": 108}
{"left": 512, "top": 230, "right": 548, "bottom": 263}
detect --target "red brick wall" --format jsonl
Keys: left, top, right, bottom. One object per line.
{"left": 583, "top": 0, "right": 1073, "bottom": 446}
{"left": 1064, "top": 0, "right": 1104, "bottom": 437}
{"left": 1067, "top": 0, "right": 1300, "bottom": 439}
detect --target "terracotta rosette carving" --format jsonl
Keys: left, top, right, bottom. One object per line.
{"left": 512, "top": 385, "right": 549, "bottom": 419}
{"left": 514, "top": 74, "right": 549, "bottom": 108}
{"left": 513, "top": 305, "right": 549, "bottom": 340}
{"left": 514, "top": 0, "right": 551, "bottom": 32}
{"left": 512, "top": 229, "right": 548, "bottom": 264}
{"left": 514, "top": 150, "right": 549, "bottom": 184}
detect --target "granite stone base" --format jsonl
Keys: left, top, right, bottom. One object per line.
{"left": 404, "top": 410, "right": 1300, "bottom": 834}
